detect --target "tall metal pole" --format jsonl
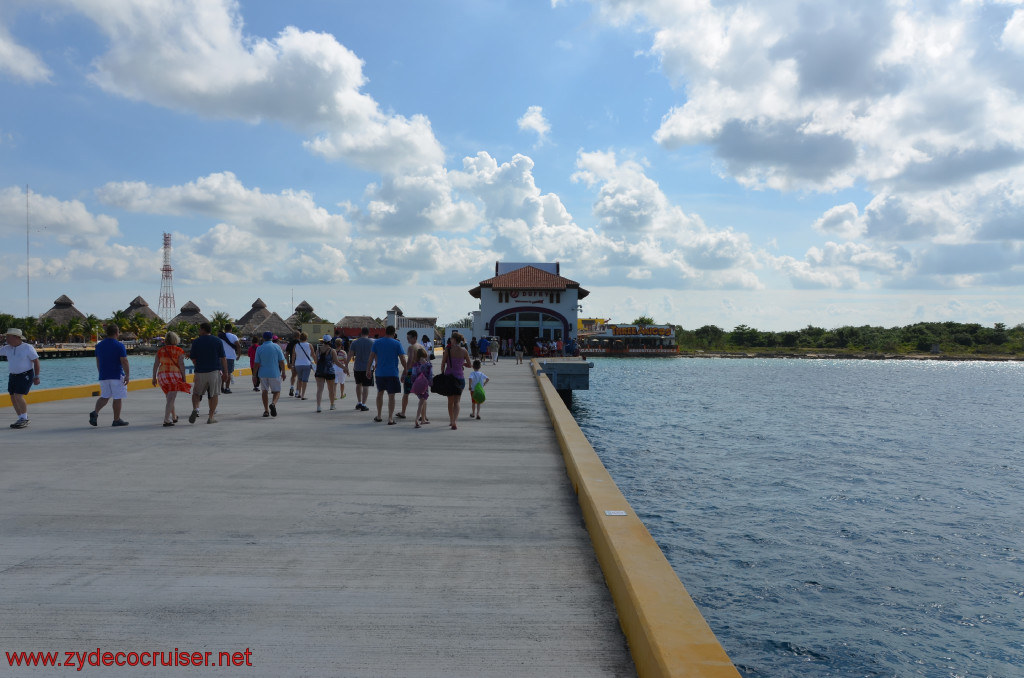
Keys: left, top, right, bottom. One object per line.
{"left": 25, "top": 185, "right": 30, "bottom": 316}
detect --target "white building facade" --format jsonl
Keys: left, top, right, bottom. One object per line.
{"left": 469, "top": 262, "right": 589, "bottom": 345}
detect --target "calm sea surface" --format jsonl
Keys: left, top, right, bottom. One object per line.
{"left": 571, "top": 357, "right": 1023, "bottom": 678}
{"left": 31, "top": 354, "right": 250, "bottom": 388}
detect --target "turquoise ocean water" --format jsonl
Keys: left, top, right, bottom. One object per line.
{"left": 28, "top": 354, "right": 250, "bottom": 388}
{"left": 571, "top": 357, "right": 1023, "bottom": 678}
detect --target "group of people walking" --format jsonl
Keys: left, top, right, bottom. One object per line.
{"left": 3, "top": 323, "right": 497, "bottom": 431}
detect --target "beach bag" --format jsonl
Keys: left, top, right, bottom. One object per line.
{"left": 472, "top": 382, "right": 486, "bottom": 403}
{"left": 412, "top": 371, "right": 430, "bottom": 396}
{"left": 431, "top": 374, "right": 456, "bottom": 396}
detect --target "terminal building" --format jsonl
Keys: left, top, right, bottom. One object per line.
{"left": 469, "top": 262, "right": 588, "bottom": 345}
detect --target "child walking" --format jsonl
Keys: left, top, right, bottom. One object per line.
{"left": 410, "top": 347, "right": 432, "bottom": 428}
{"left": 468, "top": 360, "right": 489, "bottom": 420}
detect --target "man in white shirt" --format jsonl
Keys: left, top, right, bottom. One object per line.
{"left": 219, "top": 323, "right": 240, "bottom": 394}
{"left": 1, "top": 328, "right": 40, "bottom": 429}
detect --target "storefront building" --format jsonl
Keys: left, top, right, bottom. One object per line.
{"left": 469, "top": 262, "right": 589, "bottom": 346}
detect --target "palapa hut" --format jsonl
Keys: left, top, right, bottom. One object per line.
{"left": 235, "top": 298, "right": 271, "bottom": 333}
{"left": 284, "top": 300, "right": 325, "bottom": 329}
{"left": 123, "top": 296, "right": 159, "bottom": 320}
{"left": 39, "top": 294, "right": 87, "bottom": 324}
{"left": 335, "top": 315, "right": 384, "bottom": 338}
{"left": 247, "top": 312, "right": 293, "bottom": 341}
{"left": 167, "top": 301, "right": 209, "bottom": 327}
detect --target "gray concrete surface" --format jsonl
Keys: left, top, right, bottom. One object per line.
{"left": 1, "top": 358, "right": 635, "bottom": 677}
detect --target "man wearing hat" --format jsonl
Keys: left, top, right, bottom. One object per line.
{"left": 1, "top": 328, "right": 40, "bottom": 429}
{"left": 253, "top": 331, "right": 287, "bottom": 418}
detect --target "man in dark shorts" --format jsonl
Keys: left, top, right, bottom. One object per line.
{"left": 349, "top": 327, "right": 374, "bottom": 412}
{"left": 367, "top": 325, "right": 407, "bottom": 425}
{"left": 2, "top": 328, "right": 40, "bottom": 429}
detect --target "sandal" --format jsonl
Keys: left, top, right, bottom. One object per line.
{"left": 387, "top": 420, "right": 396, "bottom": 425}
{"left": 414, "top": 423, "right": 421, "bottom": 429}
{"left": 373, "top": 417, "right": 383, "bottom": 422}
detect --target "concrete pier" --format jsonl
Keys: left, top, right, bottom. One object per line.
{"left": 0, "top": 359, "right": 636, "bottom": 677}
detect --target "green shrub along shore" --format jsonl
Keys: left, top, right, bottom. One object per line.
{"left": 674, "top": 321, "right": 1024, "bottom": 359}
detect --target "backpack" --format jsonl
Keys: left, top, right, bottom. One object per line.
{"left": 314, "top": 348, "right": 334, "bottom": 378}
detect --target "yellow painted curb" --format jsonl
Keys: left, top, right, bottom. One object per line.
{"left": 531, "top": 360, "right": 740, "bottom": 678}
{"left": 0, "top": 368, "right": 253, "bottom": 408}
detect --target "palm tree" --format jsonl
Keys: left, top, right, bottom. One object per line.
{"left": 108, "top": 310, "right": 131, "bottom": 333}
{"left": 65, "top": 317, "right": 85, "bottom": 342}
{"left": 18, "top": 316, "right": 38, "bottom": 341}
{"left": 140, "top": 316, "right": 165, "bottom": 345}
{"left": 291, "top": 310, "right": 314, "bottom": 331}
{"left": 84, "top": 314, "right": 103, "bottom": 343}
{"left": 36, "top": 317, "right": 56, "bottom": 344}
{"left": 0, "top": 313, "right": 14, "bottom": 333}
{"left": 127, "top": 314, "right": 147, "bottom": 343}
{"left": 210, "top": 311, "right": 232, "bottom": 335}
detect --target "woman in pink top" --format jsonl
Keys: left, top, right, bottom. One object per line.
{"left": 440, "top": 331, "right": 471, "bottom": 430}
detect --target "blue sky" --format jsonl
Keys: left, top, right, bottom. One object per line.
{"left": 2, "top": 0, "right": 1023, "bottom": 331}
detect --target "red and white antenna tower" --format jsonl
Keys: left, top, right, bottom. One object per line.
{"left": 158, "top": 232, "right": 176, "bottom": 322}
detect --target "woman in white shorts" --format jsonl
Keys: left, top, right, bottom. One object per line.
{"left": 292, "top": 332, "right": 314, "bottom": 400}
{"left": 332, "top": 338, "right": 349, "bottom": 401}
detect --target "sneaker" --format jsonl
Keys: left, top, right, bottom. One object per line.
{"left": 188, "top": 409, "right": 199, "bottom": 424}
{"left": 253, "top": 387, "right": 259, "bottom": 392}
{"left": 316, "top": 407, "right": 322, "bottom": 413}
{"left": 329, "top": 404, "right": 335, "bottom": 411}
{"left": 111, "top": 419, "right": 129, "bottom": 427}
{"left": 11, "top": 418, "right": 28, "bottom": 429}
{"left": 222, "top": 388, "right": 232, "bottom": 394}
{"left": 289, "top": 387, "right": 294, "bottom": 396}
{"left": 262, "top": 411, "right": 270, "bottom": 417}
{"left": 207, "top": 416, "right": 217, "bottom": 424}
{"left": 269, "top": 403, "right": 277, "bottom": 417}
{"left": 355, "top": 403, "right": 362, "bottom": 410}
{"left": 89, "top": 411, "right": 98, "bottom": 427}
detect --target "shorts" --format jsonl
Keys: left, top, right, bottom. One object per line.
{"left": 403, "top": 373, "right": 415, "bottom": 394}
{"left": 316, "top": 372, "right": 335, "bottom": 381}
{"left": 98, "top": 378, "right": 128, "bottom": 400}
{"left": 260, "top": 377, "right": 282, "bottom": 393}
{"left": 225, "top": 359, "right": 235, "bottom": 375}
{"left": 375, "top": 375, "right": 401, "bottom": 394}
{"left": 450, "top": 377, "right": 466, "bottom": 395}
{"left": 294, "top": 365, "right": 312, "bottom": 383}
{"left": 7, "top": 370, "right": 33, "bottom": 396}
{"left": 354, "top": 369, "right": 373, "bottom": 387}
{"left": 193, "top": 371, "right": 221, "bottom": 399}
{"left": 336, "top": 371, "right": 346, "bottom": 385}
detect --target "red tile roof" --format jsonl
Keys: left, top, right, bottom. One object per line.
{"left": 470, "top": 265, "right": 589, "bottom": 298}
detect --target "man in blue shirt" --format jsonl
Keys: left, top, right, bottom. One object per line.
{"left": 188, "top": 322, "right": 227, "bottom": 424}
{"left": 90, "top": 324, "right": 130, "bottom": 427}
{"left": 367, "top": 325, "right": 407, "bottom": 425}
{"left": 254, "top": 331, "right": 287, "bottom": 418}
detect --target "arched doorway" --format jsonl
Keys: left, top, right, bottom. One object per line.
{"left": 487, "top": 308, "right": 571, "bottom": 349}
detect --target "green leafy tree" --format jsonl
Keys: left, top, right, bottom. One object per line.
{"left": 694, "top": 324, "right": 725, "bottom": 349}
{"left": 632, "top": 315, "right": 655, "bottom": 326}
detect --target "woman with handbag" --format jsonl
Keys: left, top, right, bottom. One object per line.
{"left": 439, "top": 332, "right": 471, "bottom": 430}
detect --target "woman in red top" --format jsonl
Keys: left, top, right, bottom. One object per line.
{"left": 151, "top": 332, "right": 191, "bottom": 426}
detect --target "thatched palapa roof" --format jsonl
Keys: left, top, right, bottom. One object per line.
{"left": 284, "top": 300, "right": 325, "bottom": 327}
{"left": 235, "top": 298, "right": 269, "bottom": 330}
{"left": 248, "top": 312, "right": 293, "bottom": 340}
{"left": 123, "top": 295, "right": 159, "bottom": 320}
{"left": 337, "top": 315, "right": 383, "bottom": 329}
{"left": 39, "top": 294, "right": 87, "bottom": 324}
{"left": 167, "top": 301, "right": 209, "bottom": 327}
